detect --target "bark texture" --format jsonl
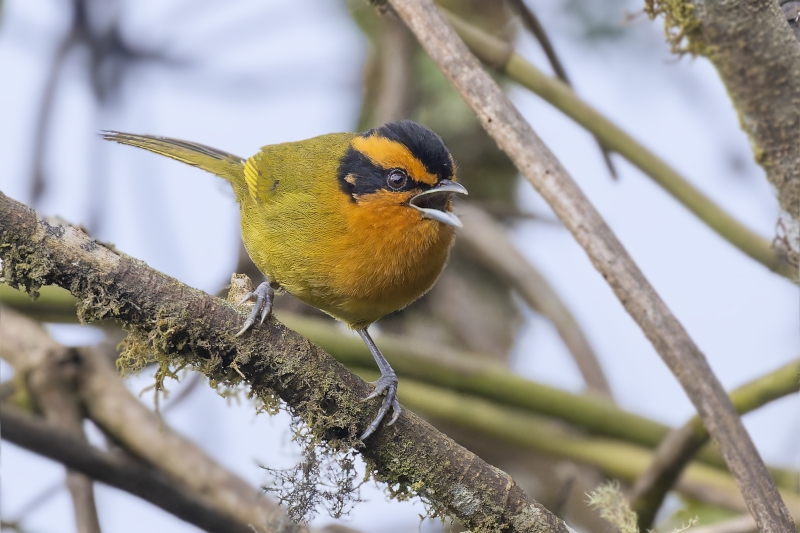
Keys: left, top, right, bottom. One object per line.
{"left": 649, "top": 0, "right": 800, "bottom": 270}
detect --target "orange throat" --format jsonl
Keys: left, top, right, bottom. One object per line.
{"left": 328, "top": 190, "right": 456, "bottom": 328}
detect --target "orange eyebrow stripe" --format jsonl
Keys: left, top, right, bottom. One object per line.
{"left": 351, "top": 135, "right": 439, "bottom": 186}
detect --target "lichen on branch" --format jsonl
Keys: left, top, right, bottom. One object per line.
{"left": 646, "top": 0, "right": 800, "bottom": 272}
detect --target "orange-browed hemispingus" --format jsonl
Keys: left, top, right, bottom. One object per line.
{"left": 103, "top": 120, "right": 467, "bottom": 439}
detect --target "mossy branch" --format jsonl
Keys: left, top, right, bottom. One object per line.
{"left": 440, "top": 8, "right": 793, "bottom": 280}
{"left": 4, "top": 282, "right": 797, "bottom": 490}
{"left": 647, "top": 0, "right": 800, "bottom": 267}
{"left": 0, "top": 191, "right": 570, "bottom": 533}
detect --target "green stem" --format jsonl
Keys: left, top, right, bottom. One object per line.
{"left": 443, "top": 8, "right": 793, "bottom": 280}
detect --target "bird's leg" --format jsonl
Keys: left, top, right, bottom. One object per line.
{"left": 358, "top": 328, "right": 401, "bottom": 440}
{"left": 234, "top": 281, "right": 274, "bottom": 337}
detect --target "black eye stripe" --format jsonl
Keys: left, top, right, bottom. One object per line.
{"left": 337, "top": 146, "right": 383, "bottom": 200}
{"left": 337, "top": 147, "right": 426, "bottom": 201}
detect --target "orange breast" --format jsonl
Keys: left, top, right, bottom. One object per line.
{"left": 323, "top": 190, "right": 455, "bottom": 328}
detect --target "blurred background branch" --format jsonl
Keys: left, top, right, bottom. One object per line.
{"left": 630, "top": 358, "right": 800, "bottom": 530}
{"left": 1, "top": 404, "right": 259, "bottom": 533}
{"left": 0, "top": 306, "right": 299, "bottom": 533}
{"left": 8, "top": 281, "right": 798, "bottom": 489}
{"left": 505, "top": 0, "right": 618, "bottom": 180}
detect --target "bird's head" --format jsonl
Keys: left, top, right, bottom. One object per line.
{"left": 337, "top": 120, "right": 467, "bottom": 228}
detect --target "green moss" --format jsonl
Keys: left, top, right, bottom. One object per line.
{"left": 645, "top": 0, "right": 705, "bottom": 56}
{"left": 0, "top": 239, "right": 53, "bottom": 299}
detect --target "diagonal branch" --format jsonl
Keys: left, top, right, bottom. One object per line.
{"left": 1, "top": 305, "right": 102, "bottom": 533}
{"left": 5, "top": 282, "right": 799, "bottom": 488}
{"left": 358, "top": 370, "right": 800, "bottom": 520}
{"left": 0, "top": 306, "right": 292, "bottom": 533}
{"left": 381, "top": 2, "right": 797, "bottom": 532}
{"left": 0, "top": 191, "right": 571, "bottom": 533}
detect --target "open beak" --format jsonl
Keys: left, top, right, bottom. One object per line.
{"left": 409, "top": 180, "right": 468, "bottom": 228}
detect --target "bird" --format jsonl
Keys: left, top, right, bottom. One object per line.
{"left": 103, "top": 120, "right": 467, "bottom": 439}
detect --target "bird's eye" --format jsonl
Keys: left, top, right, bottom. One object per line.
{"left": 386, "top": 170, "right": 407, "bottom": 190}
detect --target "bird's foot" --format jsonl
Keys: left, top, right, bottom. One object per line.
{"left": 360, "top": 372, "right": 401, "bottom": 440}
{"left": 234, "top": 281, "right": 274, "bottom": 337}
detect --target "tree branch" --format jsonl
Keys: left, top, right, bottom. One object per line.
{"left": 504, "top": 0, "right": 618, "bottom": 179}
{"left": 0, "top": 191, "right": 571, "bottom": 533}
{"left": 382, "top": 2, "right": 797, "bottom": 532}
{"left": 647, "top": 0, "right": 800, "bottom": 268}
{"left": 1, "top": 306, "right": 101, "bottom": 533}
{"left": 1, "top": 403, "right": 256, "bottom": 533}
{"left": 6, "top": 283, "right": 798, "bottom": 487}
{"left": 351, "top": 370, "right": 800, "bottom": 519}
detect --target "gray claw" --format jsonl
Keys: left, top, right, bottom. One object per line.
{"left": 387, "top": 396, "right": 402, "bottom": 426}
{"left": 360, "top": 373, "right": 400, "bottom": 440}
{"left": 234, "top": 281, "right": 274, "bottom": 337}
{"left": 235, "top": 317, "right": 256, "bottom": 337}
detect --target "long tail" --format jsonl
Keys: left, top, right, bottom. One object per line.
{"left": 102, "top": 131, "right": 247, "bottom": 189}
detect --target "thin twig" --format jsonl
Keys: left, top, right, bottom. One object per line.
{"left": 630, "top": 358, "right": 800, "bottom": 529}
{"left": 1, "top": 403, "right": 257, "bottom": 533}
{"left": 383, "top": 2, "right": 797, "bottom": 532}
{"left": 440, "top": 8, "right": 793, "bottom": 280}
{"left": 505, "top": 0, "right": 617, "bottom": 179}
